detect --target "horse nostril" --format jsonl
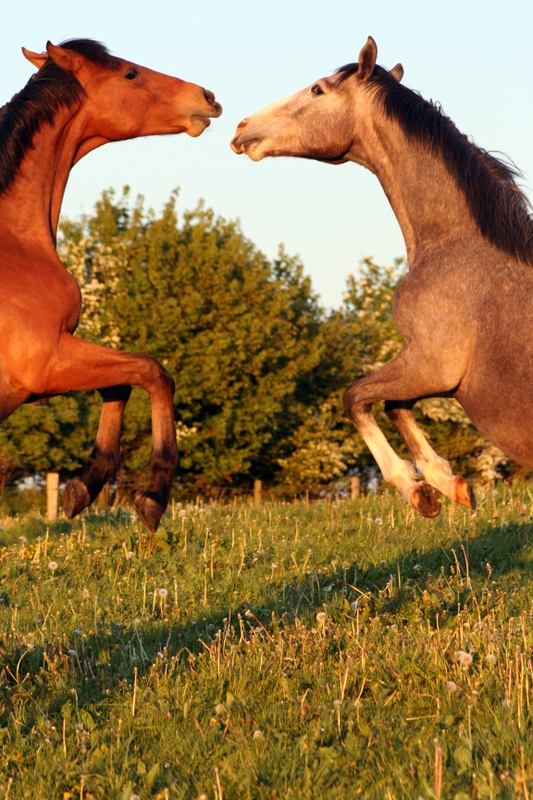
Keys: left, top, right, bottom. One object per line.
{"left": 204, "top": 89, "right": 215, "bottom": 105}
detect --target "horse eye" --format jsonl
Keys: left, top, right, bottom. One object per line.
{"left": 125, "top": 68, "right": 138, "bottom": 80}
{"left": 312, "top": 84, "right": 324, "bottom": 96}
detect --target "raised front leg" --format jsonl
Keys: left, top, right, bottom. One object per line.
{"left": 343, "top": 347, "right": 468, "bottom": 518}
{"left": 24, "top": 335, "right": 179, "bottom": 532}
{"left": 63, "top": 385, "right": 132, "bottom": 519}
{"left": 385, "top": 401, "right": 476, "bottom": 510}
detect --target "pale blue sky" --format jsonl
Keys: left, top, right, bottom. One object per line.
{"left": 2, "top": 1, "right": 532, "bottom": 307}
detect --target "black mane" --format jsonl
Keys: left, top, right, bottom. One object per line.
{"left": 336, "top": 63, "right": 533, "bottom": 265}
{"left": 0, "top": 39, "right": 119, "bottom": 196}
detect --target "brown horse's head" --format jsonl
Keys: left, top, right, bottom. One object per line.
{"left": 230, "top": 37, "right": 402, "bottom": 164}
{"left": 22, "top": 40, "right": 222, "bottom": 147}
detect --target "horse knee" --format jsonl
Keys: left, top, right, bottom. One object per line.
{"left": 343, "top": 381, "right": 369, "bottom": 422}
{"left": 145, "top": 356, "right": 175, "bottom": 395}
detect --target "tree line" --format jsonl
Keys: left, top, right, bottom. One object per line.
{"left": 0, "top": 189, "right": 510, "bottom": 498}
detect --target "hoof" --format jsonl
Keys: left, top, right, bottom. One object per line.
{"left": 408, "top": 481, "right": 442, "bottom": 518}
{"left": 134, "top": 492, "right": 165, "bottom": 533}
{"left": 63, "top": 477, "right": 91, "bottom": 519}
{"left": 452, "top": 476, "right": 476, "bottom": 510}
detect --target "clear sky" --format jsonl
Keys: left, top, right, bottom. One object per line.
{"left": 2, "top": 1, "right": 532, "bottom": 308}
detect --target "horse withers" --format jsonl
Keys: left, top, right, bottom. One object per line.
{"left": 231, "top": 36, "right": 533, "bottom": 518}
{"left": 0, "top": 39, "right": 221, "bottom": 531}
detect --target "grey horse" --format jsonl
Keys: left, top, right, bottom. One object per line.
{"left": 231, "top": 36, "right": 533, "bottom": 518}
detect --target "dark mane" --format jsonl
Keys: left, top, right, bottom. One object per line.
{"left": 0, "top": 39, "right": 119, "bottom": 196}
{"left": 336, "top": 63, "right": 533, "bottom": 265}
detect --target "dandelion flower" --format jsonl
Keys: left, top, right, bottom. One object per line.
{"left": 316, "top": 611, "right": 327, "bottom": 626}
{"left": 455, "top": 650, "right": 473, "bottom": 667}
{"left": 48, "top": 561, "right": 58, "bottom": 572}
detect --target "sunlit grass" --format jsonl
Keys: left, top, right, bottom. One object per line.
{"left": 1, "top": 484, "right": 533, "bottom": 798}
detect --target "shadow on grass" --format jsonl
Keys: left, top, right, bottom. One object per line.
{"left": 2, "top": 507, "right": 532, "bottom": 724}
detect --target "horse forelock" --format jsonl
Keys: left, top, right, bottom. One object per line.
{"left": 0, "top": 39, "right": 119, "bottom": 197}
{"left": 365, "top": 71, "right": 533, "bottom": 265}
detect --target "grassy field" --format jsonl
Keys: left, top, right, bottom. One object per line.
{"left": 1, "top": 484, "right": 533, "bottom": 799}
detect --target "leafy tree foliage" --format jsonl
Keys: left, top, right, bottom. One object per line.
{"left": 58, "top": 189, "right": 324, "bottom": 489}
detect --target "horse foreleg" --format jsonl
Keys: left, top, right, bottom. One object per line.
{"left": 342, "top": 349, "right": 468, "bottom": 518}
{"left": 26, "top": 335, "right": 179, "bottom": 532}
{"left": 63, "top": 385, "right": 132, "bottom": 518}
{"left": 384, "top": 401, "right": 476, "bottom": 510}
{"left": 344, "top": 397, "right": 442, "bottom": 517}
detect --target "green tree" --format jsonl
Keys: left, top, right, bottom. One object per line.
{"left": 57, "top": 189, "right": 324, "bottom": 490}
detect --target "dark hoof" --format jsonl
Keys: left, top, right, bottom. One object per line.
{"left": 408, "top": 481, "right": 442, "bottom": 518}
{"left": 134, "top": 492, "right": 165, "bottom": 533}
{"left": 63, "top": 477, "right": 91, "bottom": 519}
{"left": 452, "top": 476, "right": 476, "bottom": 510}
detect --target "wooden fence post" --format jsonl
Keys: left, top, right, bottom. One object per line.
{"left": 46, "top": 472, "right": 59, "bottom": 520}
{"left": 350, "top": 475, "right": 360, "bottom": 500}
{"left": 253, "top": 479, "right": 262, "bottom": 507}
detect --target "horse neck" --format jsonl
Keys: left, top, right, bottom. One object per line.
{"left": 0, "top": 107, "right": 85, "bottom": 247}
{"left": 361, "top": 118, "right": 478, "bottom": 265}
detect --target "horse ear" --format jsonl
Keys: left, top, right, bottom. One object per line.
{"left": 21, "top": 47, "right": 47, "bottom": 69}
{"left": 390, "top": 63, "right": 404, "bottom": 82}
{"left": 45, "top": 42, "right": 84, "bottom": 73}
{"left": 358, "top": 36, "right": 377, "bottom": 81}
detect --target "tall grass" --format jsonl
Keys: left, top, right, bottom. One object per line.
{"left": 1, "top": 484, "right": 533, "bottom": 798}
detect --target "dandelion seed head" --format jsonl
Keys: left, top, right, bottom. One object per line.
{"left": 253, "top": 729, "right": 263, "bottom": 739}
{"left": 316, "top": 611, "right": 327, "bottom": 625}
{"left": 214, "top": 704, "right": 225, "bottom": 715}
{"left": 157, "top": 588, "right": 168, "bottom": 598}
{"left": 455, "top": 650, "right": 473, "bottom": 667}
{"left": 82, "top": 588, "right": 90, "bottom": 599}
{"left": 48, "top": 561, "right": 58, "bottom": 571}
{"left": 485, "top": 654, "right": 498, "bottom": 665}
{"left": 447, "top": 681, "right": 458, "bottom": 692}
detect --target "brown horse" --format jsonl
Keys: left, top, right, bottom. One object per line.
{"left": 231, "top": 36, "right": 533, "bottom": 518}
{"left": 0, "top": 39, "right": 221, "bottom": 531}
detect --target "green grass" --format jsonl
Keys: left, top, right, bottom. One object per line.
{"left": 1, "top": 484, "right": 533, "bottom": 799}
